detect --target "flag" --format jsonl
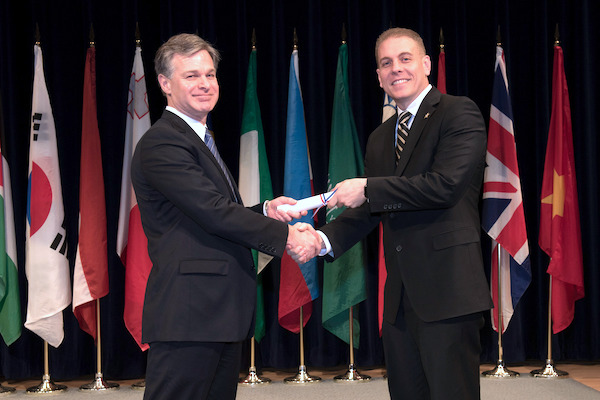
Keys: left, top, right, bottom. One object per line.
{"left": 322, "top": 42, "right": 366, "bottom": 347}
{"left": 278, "top": 47, "right": 319, "bottom": 333}
{"left": 238, "top": 46, "right": 273, "bottom": 342}
{"left": 25, "top": 44, "right": 71, "bottom": 348}
{"left": 539, "top": 44, "right": 584, "bottom": 334}
{"left": 437, "top": 47, "right": 446, "bottom": 94}
{"left": 72, "top": 46, "right": 109, "bottom": 340}
{"left": 481, "top": 46, "right": 531, "bottom": 333}
{"left": 117, "top": 45, "right": 152, "bottom": 351}
{"left": 377, "top": 93, "right": 396, "bottom": 336}
{"left": 0, "top": 94, "right": 21, "bottom": 346}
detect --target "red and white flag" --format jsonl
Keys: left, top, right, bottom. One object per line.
{"left": 25, "top": 44, "right": 71, "bottom": 348}
{"left": 72, "top": 46, "right": 109, "bottom": 340}
{"left": 117, "top": 46, "right": 152, "bottom": 350}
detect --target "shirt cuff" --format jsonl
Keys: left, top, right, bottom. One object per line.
{"left": 316, "top": 231, "right": 333, "bottom": 257}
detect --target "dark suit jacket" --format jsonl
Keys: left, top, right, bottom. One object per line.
{"left": 131, "top": 110, "right": 288, "bottom": 344}
{"left": 321, "top": 87, "right": 493, "bottom": 324}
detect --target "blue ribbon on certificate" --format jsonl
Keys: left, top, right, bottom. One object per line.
{"left": 277, "top": 189, "right": 337, "bottom": 217}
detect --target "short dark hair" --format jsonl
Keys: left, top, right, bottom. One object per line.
{"left": 375, "top": 28, "right": 426, "bottom": 66}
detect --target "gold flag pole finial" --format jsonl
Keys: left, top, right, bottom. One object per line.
{"left": 341, "top": 23, "right": 347, "bottom": 45}
{"left": 135, "top": 22, "right": 141, "bottom": 47}
{"left": 439, "top": 27, "right": 445, "bottom": 52}
{"left": 293, "top": 28, "right": 298, "bottom": 50}
{"left": 89, "top": 24, "right": 95, "bottom": 47}
{"left": 554, "top": 23, "right": 560, "bottom": 46}
{"left": 251, "top": 28, "right": 257, "bottom": 50}
{"left": 496, "top": 25, "right": 502, "bottom": 47}
{"left": 35, "top": 23, "right": 41, "bottom": 45}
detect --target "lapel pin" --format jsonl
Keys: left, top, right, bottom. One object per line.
{"left": 424, "top": 112, "right": 430, "bottom": 119}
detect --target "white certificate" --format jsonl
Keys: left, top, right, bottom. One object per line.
{"left": 277, "top": 191, "right": 336, "bottom": 212}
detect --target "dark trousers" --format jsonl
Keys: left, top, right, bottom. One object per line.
{"left": 143, "top": 341, "right": 243, "bottom": 400}
{"left": 382, "top": 291, "right": 484, "bottom": 400}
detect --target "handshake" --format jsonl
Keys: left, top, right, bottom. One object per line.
{"left": 264, "top": 195, "right": 324, "bottom": 264}
{"left": 266, "top": 178, "right": 368, "bottom": 264}
{"left": 286, "top": 223, "right": 322, "bottom": 264}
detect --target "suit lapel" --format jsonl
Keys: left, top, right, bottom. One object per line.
{"left": 164, "top": 111, "right": 242, "bottom": 204}
{"left": 394, "top": 88, "right": 441, "bottom": 175}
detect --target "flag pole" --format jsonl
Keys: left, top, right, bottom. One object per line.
{"left": 530, "top": 276, "right": 568, "bottom": 378}
{"left": 334, "top": 306, "right": 371, "bottom": 382}
{"left": 238, "top": 28, "right": 271, "bottom": 387}
{"left": 79, "top": 299, "right": 120, "bottom": 390}
{"left": 530, "top": 24, "right": 569, "bottom": 379}
{"left": 26, "top": 341, "right": 67, "bottom": 393}
{"left": 284, "top": 306, "right": 321, "bottom": 383}
{"left": 239, "top": 336, "right": 272, "bottom": 385}
{"left": 482, "top": 243, "right": 519, "bottom": 378}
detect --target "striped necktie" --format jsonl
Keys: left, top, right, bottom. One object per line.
{"left": 204, "top": 131, "right": 238, "bottom": 202}
{"left": 395, "top": 111, "right": 412, "bottom": 166}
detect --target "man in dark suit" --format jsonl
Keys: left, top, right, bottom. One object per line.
{"left": 131, "top": 33, "right": 320, "bottom": 400}
{"left": 312, "top": 28, "right": 493, "bottom": 399}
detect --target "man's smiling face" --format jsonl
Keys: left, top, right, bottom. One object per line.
{"left": 376, "top": 35, "right": 431, "bottom": 110}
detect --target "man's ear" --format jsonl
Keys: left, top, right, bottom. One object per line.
{"left": 157, "top": 74, "right": 171, "bottom": 96}
{"left": 423, "top": 55, "right": 432, "bottom": 77}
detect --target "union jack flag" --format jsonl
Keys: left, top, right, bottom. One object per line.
{"left": 481, "top": 46, "right": 531, "bottom": 333}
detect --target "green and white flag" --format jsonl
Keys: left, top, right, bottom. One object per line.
{"left": 0, "top": 94, "right": 21, "bottom": 346}
{"left": 323, "top": 42, "right": 366, "bottom": 347}
{"left": 238, "top": 47, "right": 273, "bottom": 342}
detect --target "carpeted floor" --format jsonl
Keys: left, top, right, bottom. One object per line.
{"left": 2, "top": 374, "right": 600, "bottom": 399}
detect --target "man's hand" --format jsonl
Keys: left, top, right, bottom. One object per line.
{"left": 327, "top": 178, "right": 367, "bottom": 209}
{"left": 286, "top": 223, "right": 321, "bottom": 264}
{"left": 266, "top": 196, "right": 308, "bottom": 222}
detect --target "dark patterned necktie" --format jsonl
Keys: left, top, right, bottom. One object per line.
{"left": 204, "top": 131, "right": 238, "bottom": 202}
{"left": 395, "top": 111, "right": 412, "bottom": 166}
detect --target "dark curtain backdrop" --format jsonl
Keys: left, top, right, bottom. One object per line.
{"left": 1, "top": 0, "right": 598, "bottom": 381}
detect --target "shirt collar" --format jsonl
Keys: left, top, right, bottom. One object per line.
{"left": 396, "top": 84, "right": 433, "bottom": 121}
{"left": 166, "top": 106, "right": 208, "bottom": 141}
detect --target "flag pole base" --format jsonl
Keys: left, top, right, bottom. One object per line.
{"left": 284, "top": 365, "right": 321, "bottom": 384}
{"left": 239, "top": 367, "right": 271, "bottom": 385}
{"left": 530, "top": 359, "right": 568, "bottom": 378}
{"left": 0, "top": 383, "right": 16, "bottom": 395}
{"left": 481, "top": 360, "right": 519, "bottom": 378}
{"left": 79, "top": 372, "right": 120, "bottom": 391}
{"left": 131, "top": 380, "right": 145, "bottom": 390}
{"left": 334, "top": 364, "right": 371, "bottom": 382}
{"left": 26, "top": 374, "right": 67, "bottom": 394}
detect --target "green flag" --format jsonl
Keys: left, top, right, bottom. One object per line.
{"left": 0, "top": 94, "right": 21, "bottom": 345}
{"left": 238, "top": 47, "right": 273, "bottom": 343}
{"left": 322, "top": 43, "right": 366, "bottom": 347}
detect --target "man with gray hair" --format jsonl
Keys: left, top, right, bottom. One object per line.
{"left": 132, "top": 33, "right": 319, "bottom": 400}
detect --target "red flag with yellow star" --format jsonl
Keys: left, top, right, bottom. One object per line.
{"left": 539, "top": 44, "right": 584, "bottom": 334}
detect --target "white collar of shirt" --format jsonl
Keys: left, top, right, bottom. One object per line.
{"left": 166, "top": 106, "right": 208, "bottom": 141}
{"left": 396, "top": 84, "right": 433, "bottom": 128}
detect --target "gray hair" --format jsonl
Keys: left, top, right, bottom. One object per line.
{"left": 154, "top": 33, "right": 221, "bottom": 79}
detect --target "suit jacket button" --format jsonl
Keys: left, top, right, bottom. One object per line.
{"left": 396, "top": 245, "right": 402, "bottom": 252}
